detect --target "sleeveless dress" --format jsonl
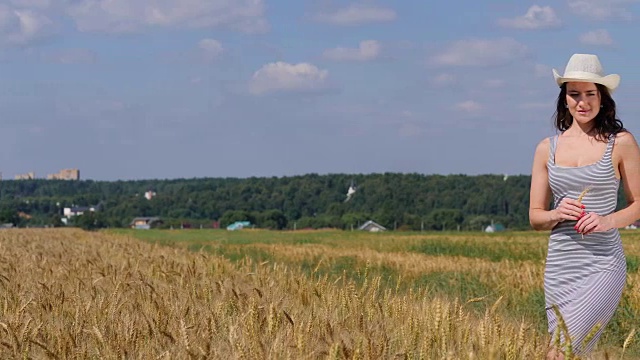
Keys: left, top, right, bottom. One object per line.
{"left": 545, "top": 133, "right": 627, "bottom": 355}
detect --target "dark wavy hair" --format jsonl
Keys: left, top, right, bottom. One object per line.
{"left": 553, "top": 82, "right": 625, "bottom": 141}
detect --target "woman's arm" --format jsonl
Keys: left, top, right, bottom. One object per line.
{"left": 529, "top": 138, "right": 561, "bottom": 230}
{"left": 604, "top": 132, "right": 640, "bottom": 228}
{"left": 529, "top": 138, "right": 584, "bottom": 230}
{"left": 577, "top": 131, "right": 640, "bottom": 234}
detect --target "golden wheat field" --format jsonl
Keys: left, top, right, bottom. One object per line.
{"left": 0, "top": 228, "right": 638, "bottom": 359}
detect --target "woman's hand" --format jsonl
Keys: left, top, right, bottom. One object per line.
{"left": 575, "top": 212, "right": 614, "bottom": 235}
{"left": 553, "top": 198, "right": 585, "bottom": 223}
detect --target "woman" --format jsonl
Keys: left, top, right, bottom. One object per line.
{"left": 529, "top": 53, "right": 640, "bottom": 359}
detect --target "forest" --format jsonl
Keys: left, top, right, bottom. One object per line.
{"left": 0, "top": 173, "right": 627, "bottom": 231}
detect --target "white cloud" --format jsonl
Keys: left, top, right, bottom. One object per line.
{"left": 199, "top": 38, "right": 224, "bottom": 60}
{"left": 398, "top": 122, "right": 422, "bottom": 137}
{"left": 249, "top": 62, "right": 330, "bottom": 95}
{"left": 376, "top": 111, "right": 425, "bottom": 137}
{"left": 580, "top": 29, "right": 614, "bottom": 45}
{"left": 519, "top": 102, "right": 551, "bottom": 109}
{"left": 430, "top": 38, "right": 528, "bottom": 67}
{"left": 455, "top": 100, "right": 483, "bottom": 112}
{"left": 430, "top": 73, "right": 457, "bottom": 87}
{"left": 568, "top": 0, "right": 636, "bottom": 21}
{"left": 0, "top": 5, "right": 54, "bottom": 45}
{"left": 42, "top": 48, "right": 97, "bottom": 64}
{"left": 323, "top": 40, "right": 381, "bottom": 61}
{"left": 65, "top": 0, "right": 268, "bottom": 34}
{"left": 10, "top": 0, "right": 52, "bottom": 10}
{"left": 28, "top": 126, "right": 45, "bottom": 134}
{"left": 534, "top": 63, "right": 551, "bottom": 78}
{"left": 498, "top": 5, "right": 561, "bottom": 29}
{"left": 484, "top": 79, "right": 505, "bottom": 88}
{"left": 314, "top": 4, "right": 396, "bottom": 25}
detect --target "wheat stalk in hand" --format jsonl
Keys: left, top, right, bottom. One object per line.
{"left": 577, "top": 187, "right": 590, "bottom": 202}
{"left": 577, "top": 187, "right": 591, "bottom": 239}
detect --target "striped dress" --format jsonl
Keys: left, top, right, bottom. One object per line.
{"left": 545, "top": 133, "right": 627, "bottom": 355}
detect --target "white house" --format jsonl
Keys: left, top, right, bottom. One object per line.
{"left": 144, "top": 190, "right": 157, "bottom": 200}
{"left": 485, "top": 223, "right": 505, "bottom": 233}
{"left": 359, "top": 220, "right": 387, "bottom": 232}
{"left": 63, "top": 206, "right": 96, "bottom": 217}
{"left": 130, "top": 217, "right": 163, "bottom": 230}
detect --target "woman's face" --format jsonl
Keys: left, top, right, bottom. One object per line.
{"left": 566, "top": 81, "right": 601, "bottom": 124}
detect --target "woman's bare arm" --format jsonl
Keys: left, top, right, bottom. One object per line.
{"left": 604, "top": 131, "right": 640, "bottom": 229}
{"left": 529, "top": 138, "right": 561, "bottom": 230}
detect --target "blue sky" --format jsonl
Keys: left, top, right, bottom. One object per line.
{"left": 1, "top": 0, "right": 640, "bottom": 181}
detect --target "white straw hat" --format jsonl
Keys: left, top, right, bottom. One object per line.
{"left": 552, "top": 53, "right": 620, "bottom": 92}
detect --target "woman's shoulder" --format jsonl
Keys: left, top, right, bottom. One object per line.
{"left": 534, "top": 135, "right": 553, "bottom": 151}
{"left": 532, "top": 136, "right": 553, "bottom": 159}
{"left": 613, "top": 130, "right": 638, "bottom": 146}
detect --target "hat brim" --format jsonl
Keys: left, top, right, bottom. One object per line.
{"left": 552, "top": 68, "right": 620, "bottom": 92}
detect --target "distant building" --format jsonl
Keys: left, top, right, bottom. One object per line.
{"left": 144, "top": 190, "right": 156, "bottom": 200}
{"left": 61, "top": 204, "right": 102, "bottom": 225}
{"left": 15, "top": 172, "right": 35, "bottom": 180}
{"left": 47, "top": 168, "right": 80, "bottom": 180}
{"left": 485, "top": 223, "right": 506, "bottom": 233}
{"left": 227, "top": 221, "right": 252, "bottom": 231}
{"left": 358, "top": 220, "right": 387, "bottom": 232}
{"left": 130, "top": 217, "right": 163, "bottom": 230}
{"left": 63, "top": 206, "right": 97, "bottom": 217}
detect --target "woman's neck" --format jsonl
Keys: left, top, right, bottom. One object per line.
{"left": 564, "top": 122, "right": 596, "bottom": 138}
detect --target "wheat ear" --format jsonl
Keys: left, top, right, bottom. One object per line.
{"left": 577, "top": 187, "right": 590, "bottom": 202}
{"left": 621, "top": 328, "right": 636, "bottom": 359}
{"left": 577, "top": 187, "right": 590, "bottom": 239}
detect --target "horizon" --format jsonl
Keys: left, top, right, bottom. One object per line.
{"left": 2, "top": 1, "right": 638, "bottom": 181}
{"left": 1, "top": 170, "right": 533, "bottom": 182}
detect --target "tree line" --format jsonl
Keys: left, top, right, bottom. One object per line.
{"left": 0, "top": 173, "right": 627, "bottom": 231}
